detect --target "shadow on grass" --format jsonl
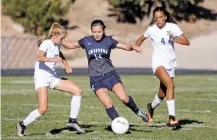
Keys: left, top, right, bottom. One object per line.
{"left": 104, "top": 124, "right": 152, "bottom": 134}
{"left": 48, "top": 124, "right": 94, "bottom": 135}
{"left": 178, "top": 119, "right": 204, "bottom": 125}
{"left": 149, "top": 119, "right": 204, "bottom": 130}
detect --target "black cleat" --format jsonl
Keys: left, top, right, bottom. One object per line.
{"left": 168, "top": 115, "right": 181, "bottom": 130}
{"left": 17, "top": 121, "right": 26, "bottom": 136}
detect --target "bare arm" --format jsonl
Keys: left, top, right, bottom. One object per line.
{"left": 172, "top": 34, "right": 190, "bottom": 46}
{"left": 61, "top": 40, "right": 81, "bottom": 49}
{"left": 116, "top": 43, "right": 133, "bottom": 51}
{"left": 59, "top": 51, "right": 72, "bottom": 74}
{"left": 36, "top": 50, "right": 62, "bottom": 62}
{"left": 135, "top": 35, "right": 147, "bottom": 46}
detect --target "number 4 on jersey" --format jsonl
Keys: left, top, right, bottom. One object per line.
{"left": 161, "top": 38, "right": 166, "bottom": 45}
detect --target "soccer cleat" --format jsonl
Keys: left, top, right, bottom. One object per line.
{"left": 168, "top": 115, "right": 180, "bottom": 130}
{"left": 67, "top": 119, "right": 85, "bottom": 134}
{"left": 147, "top": 103, "right": 154, "bottom": 123}
{"left": 136, "top": 109, "right": 149, "bottom": 122}
{"left": 17, "top": 121, "right": 26, "bottom": 136}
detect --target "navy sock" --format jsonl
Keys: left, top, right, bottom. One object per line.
{"left": 68, "top": 118, "right": 77, "bottom": 123}
{"left": 124, "top": 96, "right": 139, "bottom": 114}
{"left": 106, "top": 106, "right": 119, "bottom": 120}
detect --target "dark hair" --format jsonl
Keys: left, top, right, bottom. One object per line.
{"left": 150, "top": 7, "right": 176, "bottom": 25}
{"left": 91, "top": 20, "right": 106, "bottom": 30}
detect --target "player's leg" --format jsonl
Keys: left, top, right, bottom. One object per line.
{"left": 95, "top": 88, "right": 119, "bottom": 120}
{"left": 147, "top": 81, "right": 166, "bottom": 122}
{"left": 112, "top": 83, "right": 149, "bottom": 122}
{"left": 54, "top": 78, "right": 85, "bottom": 133}
{"left": 17, "top": 87, "right": 48, "bottom": 136}
{"left": 155, "top": 66, "right": 179, "bottom": 128}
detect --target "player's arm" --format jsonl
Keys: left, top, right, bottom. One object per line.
{"left": 61, "top": 40, "right": 81, "bottom": 49}
{"left": 129, "top": 35, "right": 148, "bottom": 53}
{"left": 135, "top": 35, "right": 147, "bottom": 47}
{"left": 170, "top": 33, "right": 190, "bottom": 46}
{"left": 59, "top": 51, "right": 72, "bottom": 74}
{"left": 116, "top": 43, "right": 133, "bottom": 51}
{"left": 36, "top": 50, "right": 62, "bottom": 62}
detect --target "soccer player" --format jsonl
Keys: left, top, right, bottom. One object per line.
{"left": 134, "top": 7, "right": 190, "bottom": 129}
{"left": 17, "top": 23, "right": 85, "bottom": 136}
{"left": 61, "top": 19, "right": 149, "bottom": 123}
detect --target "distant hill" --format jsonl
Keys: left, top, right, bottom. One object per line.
{"left": 1, "top": 0, "right": 217, "bottom": 70}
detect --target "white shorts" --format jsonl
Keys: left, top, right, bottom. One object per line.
{"left": 34, "top": 70, "right": 61, "bottom": 91}
{"left": 152, "top": 66, "right": 176, "bottom": 78}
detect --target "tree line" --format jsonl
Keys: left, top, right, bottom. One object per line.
{"left": 2, "top": 0, "right": 216, "bottom": 36}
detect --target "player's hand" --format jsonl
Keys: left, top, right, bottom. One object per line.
{"left": 52, "top": 56, "right": 62, "bottom": 62}
{"left": 132, "top": 46, "right": 142, "bottom": 53}
{"left": 65, "top": 66, "right": 72, "bottom": 74}
{"left": 167, "top": 31, "right": 175, "bottom": 41}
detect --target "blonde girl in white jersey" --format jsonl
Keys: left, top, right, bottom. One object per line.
{"left": 135, "top": 7, "right": 190, "bottom": 130}
{"left": 17, "top": 23, "right": 85, "bottom": 136}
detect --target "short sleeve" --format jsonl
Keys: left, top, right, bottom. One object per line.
{"left": 39, "top": 40, "right": 49, "bottom": 52}
{"left": 144, "top": 27, "right": 150, "bottom": 38}
{"left": 109, "top": 36, "right": 119, "bottom": 49}
{"left": 78, "top": 37, "right": 86, "bottom": 49}
{"left": 172, "top": 24, "right": 183, "bottom": 38}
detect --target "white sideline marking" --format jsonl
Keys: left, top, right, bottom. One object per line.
{"left": 179, "top": 110, "right": 211, "bottom": 113}
{"left": 1, "top": 89, "right": 34, "bottom": 95}
{"left": 185, "top": 124, "right": 204, "bottom": 128}
{"left": 149, "top": 122, "right": 205, "bottom": 129}
{"left": 6, "top": 136, "right": 60, "bottom": 139}
{"left": 21, "top": 103, "right": 102, "bottom": 109}
{"left": 193, "top": 99, "right": 217, "bottom": 102}
{"left": 206, "top": 94, "right": 217, "bottom": 97}
{"left": 10, "top": 80, "right": 33, "bottom": 84}
{"left": 10, "top": 79, "right": 90, "bottom": 84}
{"left": 4, "top": 103, "right": 102, "bottom": 110}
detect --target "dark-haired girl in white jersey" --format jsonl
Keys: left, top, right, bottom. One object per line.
{"left": 135, "top": 7, "right": 190, "bottom": 129}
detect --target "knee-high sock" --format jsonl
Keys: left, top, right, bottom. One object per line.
{"left": 151, "top": 93, "right": 163, "bottom": 109}
{"left": 124, "top": 96, "right": 139, "bottom": 114}
{"left": 166, "top": 99, "right": 175, "bottom": 116}
{"left": 70, "top": 96, "right": 82, "bottom": 120}
{"left": 106, "top": 106, "right": 119, "bottom": 120}
{"left": 23, "top": 109, "right": 41, "bottom": 126}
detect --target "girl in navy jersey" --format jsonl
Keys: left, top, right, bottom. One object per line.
{"left": 62, "top": 20, "right": 149, "bottom": 123}
{"left": 17, "top": 23, "right": 85, "bottom": 136}
{"left": 135, "top": 7, "right": 190, "bottom": 129}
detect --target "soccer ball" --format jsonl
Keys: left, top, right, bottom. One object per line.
{"left": 111, "top": 117, "right": 129, "bottom": 134}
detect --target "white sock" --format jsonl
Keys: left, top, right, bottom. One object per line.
{"left": 166, "top": 99, "right": 175, "bottom": 116}
{"left": 23, "top": 109, "right": 42, "bottom": 126}
{"left": 151, "top": 93, "right": 163, "bottom": 109}
{"left": 70, "top": 96, "right": 82, "bottom": 119}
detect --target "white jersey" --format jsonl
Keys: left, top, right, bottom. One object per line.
{"left": 34, "top": 39, "right": 60, "bottom": 72}
{"left": 144, "top": 22, "right": 183, "bottom": 70}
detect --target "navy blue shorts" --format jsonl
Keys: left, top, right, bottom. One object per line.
{"left": 90, "top": 71, "right": 122, "bottom": 93}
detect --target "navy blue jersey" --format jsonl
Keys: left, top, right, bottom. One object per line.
{"left": 78, "top": 36, "right": 119, "bottom": 77}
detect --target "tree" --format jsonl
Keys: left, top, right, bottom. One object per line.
{"left": 108, "top": 0, "right": 217, "bottom": 24}
{"left": 2, "top": 0, "right": 73, "bottom": 36}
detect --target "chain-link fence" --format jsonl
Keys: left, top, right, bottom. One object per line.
{"left": 1, "top": 37, "right": 217, "bottom": 76}
{"left": 1, "top": 37, "right": 39, "bottom": 69}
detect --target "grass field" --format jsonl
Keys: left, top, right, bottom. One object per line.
{"left": 1, "top": 75, "right": 217, "bottom": 140}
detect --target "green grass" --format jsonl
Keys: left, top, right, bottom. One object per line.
{"left": 1, "top": 75, "right": 217, "bottom": 140}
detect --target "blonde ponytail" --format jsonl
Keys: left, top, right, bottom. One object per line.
{"left": 38, "top": 23, "right": 67, "bottom": 47}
